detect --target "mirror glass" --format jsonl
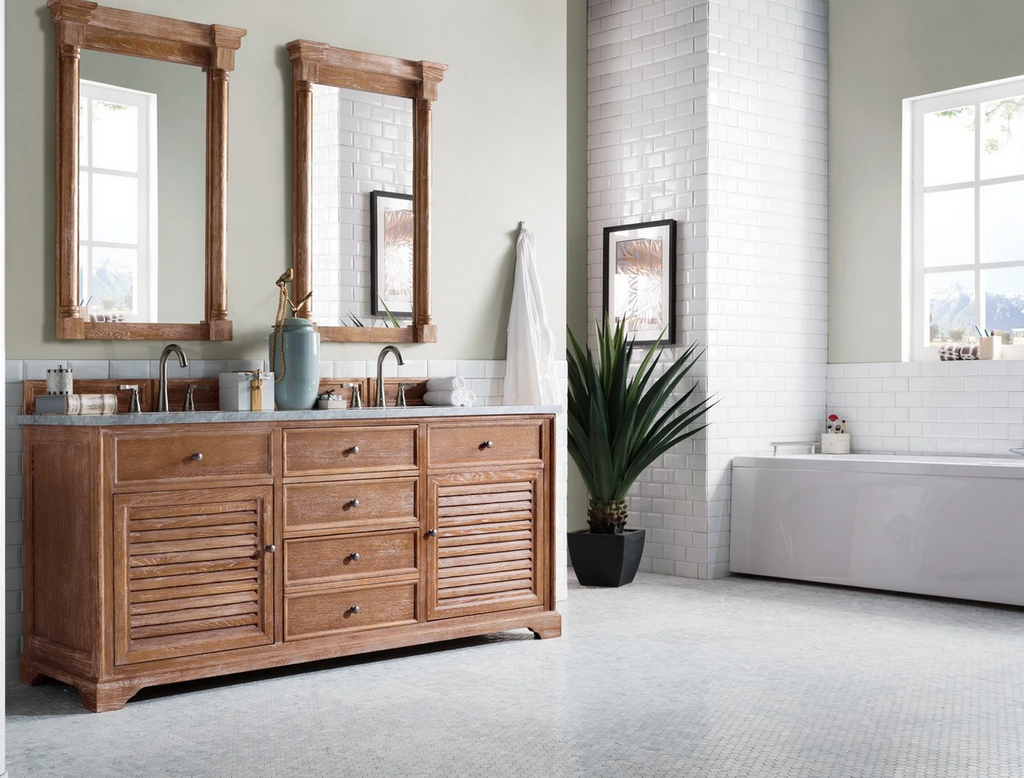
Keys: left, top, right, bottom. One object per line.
{"left": 78, "top": 50, "right": 205, "bottom": 324}
{"left": 310, "top": 84, "right": 414, "bottom": 328}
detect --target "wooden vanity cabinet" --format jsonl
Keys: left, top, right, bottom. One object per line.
{"left": 20, "top": 415, "right": 560, "bottom": 711}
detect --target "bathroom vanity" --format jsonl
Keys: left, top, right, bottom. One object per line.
{"left": 19, "top": 407, "right": 561, "bottom": 711}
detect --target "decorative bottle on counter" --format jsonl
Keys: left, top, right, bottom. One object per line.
{"left": 269, "top": 318, "right": 320, "bottom": 410}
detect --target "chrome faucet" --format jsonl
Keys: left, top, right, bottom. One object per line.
{"left": 157, "top": 344, "right": 189, "bottom": 412}
{"left": 375, "top": 345, "right": 405, "bottom": 407}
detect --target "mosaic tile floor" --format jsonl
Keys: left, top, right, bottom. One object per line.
{"left": 7, "top": 573, "right": 1023, "bottom": 777}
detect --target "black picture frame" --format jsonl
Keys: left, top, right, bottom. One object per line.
{"left": 602, "top": 219, "right": 677, "bottom": 346}
{"left": 370, "top": 190, "right": 415, "bottom": 317}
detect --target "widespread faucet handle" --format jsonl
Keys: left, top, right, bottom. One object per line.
{"left": 397, "top": 383, "right": 412, "bottom": 408}
{"left": 118, "top": 385, "right": 141, "bottom": 414}
{"left": 183, "top": 384, "right": 197, "bottom": 413}
{"left": 344, "top": 383, "right": 363, "bottom": 409}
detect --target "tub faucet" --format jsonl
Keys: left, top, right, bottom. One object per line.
{"left": 157, "top": 344, "right": 189, "bottom": 412}
{"left": 1011, "top": 448, "right": 1024, "bottom": 458}
{"left": 375, "top": 345, "right": 405, "bottom": 407}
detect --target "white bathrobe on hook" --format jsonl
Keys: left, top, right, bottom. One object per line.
{"left": 503, "top": 224, "right": 559, "bottom": 407}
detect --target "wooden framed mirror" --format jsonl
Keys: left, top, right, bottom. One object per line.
{"left": 48, "top": 0, "right": 245, "bottom": 340}
{"left": 287, "top": 41, "right": 446, "bottom": 343}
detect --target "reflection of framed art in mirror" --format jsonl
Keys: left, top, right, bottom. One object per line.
{"left": 370, "top": 191, "right": 414, "bottom": 318}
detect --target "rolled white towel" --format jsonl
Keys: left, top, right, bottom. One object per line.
{"left": 423, "top": 390, "right": 467, "bottom": 407}
{"left": 426, "top": 376, "right": 466, "bottom": 392}
{"left": 462, "top": 390, "right": 477, "bottom": 407}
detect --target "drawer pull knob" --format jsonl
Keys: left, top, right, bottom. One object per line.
{"left": 427, "top": 529, "right": 438, "bottom": 538}
{"left": 265, "top": 544, "right": 276, "bottom": 554}
{"left": 348, "top": 499, "right": 360, "bottom": 508}
{"left": 348, "top": 445, "right": 360, "bottom": 455}
{"left": 348, "top": 552, "right": 360, "bottom": 561}
{"left": 349, "top": 605, "right": 361, "bottom": 615}
{"left": 483, "top": 440, "right": 493, "bottom": 449}
{"left": 191, "top": 452, "right": 203, "bottom": 461}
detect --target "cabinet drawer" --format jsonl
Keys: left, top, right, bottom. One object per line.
{"left": 428, "top": 421, "right": 542, "bottom": 467}
{"left": 284, "top": 529, "right": 417, "bottom": 587}
{"left": 283, "top": 478, "right": 417, "bottom": 535}
{"left": 284, "top": 582, "right": 417, "bottom": 641}
{"left": 283, "top": 426, "right": 417, "bottom": 476}
{"left": 113, "top": 428, "right": 273, "bottom": 485}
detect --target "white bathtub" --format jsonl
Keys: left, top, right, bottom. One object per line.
{"left": 730, "top": 454, "right": 1024, "bottom": 607}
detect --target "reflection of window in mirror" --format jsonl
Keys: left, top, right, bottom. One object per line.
{"left": 79, "top": 80, "right": 157, "bottom": 322}
{"left": 310, "top": 84, "right": 414, "bottom": 328}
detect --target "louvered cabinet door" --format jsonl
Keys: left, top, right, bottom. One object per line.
{"left": 426, "top": 469, "right": 546, "bottom": 620}
{"left": 113, "top": 486, "right": 275, "bottom": 665}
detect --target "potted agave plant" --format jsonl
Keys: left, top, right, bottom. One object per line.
{"left": 566, "top": 317, "right": 712, "bottom": 587}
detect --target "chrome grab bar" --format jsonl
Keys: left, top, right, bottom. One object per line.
{"left": 770, "top": 440, "right": 820, "bottom": 456}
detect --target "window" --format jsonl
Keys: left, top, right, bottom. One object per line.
{"left": 905, "top": 76, "right": 1024, "bottom": 360}
{"left": 79, "top": 80, "right": 157, "bottom": 322}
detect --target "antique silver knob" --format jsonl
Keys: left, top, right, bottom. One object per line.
{"left": 483, "top": 441, "right": 493, "bottom": 448}
{"left": 349, "top": 552, "right": 360, "bottom": 561}
{"left": 265, "top": 544, "right": 276, "bottom": 553}
{"left": 427, "top": 529, "right": 438, "bottom": 537}
{"left": 191, "top": 452, "right": 203, "bottom": 461}
{"left": 349, "top": 445, "right": 360, "bottom": 454}
{"left": 348, "top": 499, "right": 360, "bottom": 508}
{"left": 349, "top": 605, "right": 361, "bottom": 615}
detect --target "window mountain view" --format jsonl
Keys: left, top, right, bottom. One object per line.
{"left": 930, "top": 281, "right": 1024, "bottom": 342}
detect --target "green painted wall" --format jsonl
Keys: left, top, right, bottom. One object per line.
{"left": 829, "top": 0, "right": 1024, "bottom": 363}
{"left": 6, "top": 0, "right": 567, "bottom": 360}
{"left": 566, "top": 0, "right": 588, "bottom": 532}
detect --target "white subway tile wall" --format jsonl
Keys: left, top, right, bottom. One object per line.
{"left": 311, "top": 84, "right": 414, "bottom": 326}
{"left": 827, "top": 361, "right": 1024, "bottom": 457}
{"left": 587, "top": 0, "right": 828, "bottom": 579}
{"left": 703, "top": 0, "right": 829, "bottom": 577}
{"left": 5, "top": 358, "right": 569, "bottom": 677}
{"left": 588, "top": 0, "right": 712, "bottom": 579}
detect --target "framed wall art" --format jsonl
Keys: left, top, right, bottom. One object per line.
{"left": 370, "top": 190, "right": 414, "bottom": 317}
{"left": 602, "top": 219, "right": 676, "bottom": 345}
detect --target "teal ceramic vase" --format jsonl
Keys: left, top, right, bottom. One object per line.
{"left": 270, "top": 318, "right": 320, "bottom": 410}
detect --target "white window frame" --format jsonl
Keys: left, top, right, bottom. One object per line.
{"left": 904, "top": 74, "right": 1024, "bottom": 361}
{"left": 79, "top": 79, "right": 158, "bottom": 322}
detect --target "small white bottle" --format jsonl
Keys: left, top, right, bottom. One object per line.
{"left": 46, "top": 364, "right": 73, "bottom": 396}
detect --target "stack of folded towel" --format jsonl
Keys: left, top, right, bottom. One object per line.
{"left": 938, "top": 344, "right": 979, "bottom": 361}
{"left": 423, "top": 376, "right": 476, "bottom": 407}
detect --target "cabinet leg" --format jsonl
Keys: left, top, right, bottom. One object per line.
{"left": 79, "top": 679, "right": 146, "bottom": 713}
{"left": 19, "top": 663, "right": 47, "bottom": 686}
{"left": 527, "top": 613, "right": 562, "bottom": 640}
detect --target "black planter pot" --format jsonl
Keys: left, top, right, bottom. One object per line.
{"left": 567, "top": 528, "right": 646, "bottom": 587}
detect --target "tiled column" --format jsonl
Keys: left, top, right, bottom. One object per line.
{"left": 586, "top": 0, "right": 828, "bottom": 578}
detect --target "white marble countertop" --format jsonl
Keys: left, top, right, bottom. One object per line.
{"left": 18, "top": 404, "right": 562, "bottom": 426}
